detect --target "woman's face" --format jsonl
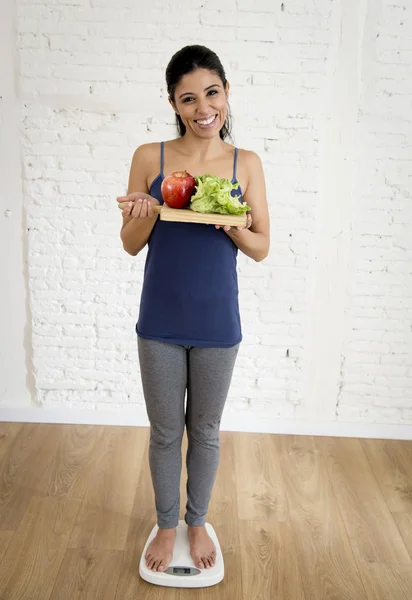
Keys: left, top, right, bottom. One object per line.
{"left": 170, "top": 68, "right": 229, "bottom": 139}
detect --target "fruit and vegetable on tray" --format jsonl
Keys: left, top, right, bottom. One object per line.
{"left": 118, "top": 171, "right": 251, "bottom": 227}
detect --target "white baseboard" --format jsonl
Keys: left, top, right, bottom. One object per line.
{"left": 0, "top": 406, "right": 411, "bottom": 440}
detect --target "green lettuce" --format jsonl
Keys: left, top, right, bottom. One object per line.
{"left": 190, "top": 174, "right": 250, "bottom": 215}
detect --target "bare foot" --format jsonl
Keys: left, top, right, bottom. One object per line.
{"left": 188, "top": 525, "right": 217, "bottom": 569}
{"left": 145, "top": 527, "right": 176, "bottom": 572}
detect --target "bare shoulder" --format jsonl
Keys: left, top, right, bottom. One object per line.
{"left": 129, "top": 143, "right": 163, "bottom": 190}
{"left": 127, "top": 143, "right": 162, "bottom": 193}
{"left": 238, "top": 148, "right": 263, "bottom": 169}
{"left": 131, "top": 142, "right": 160, "bottom": 164}
{"left": 236, "top": 148, "right": 265, "bottom": 197}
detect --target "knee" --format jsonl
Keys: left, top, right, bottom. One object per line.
{"left": 187, "top": 419, "right": 221, "bottom": 447}
{"left": 150, "top": 423, "right": 184, "bottom": 449}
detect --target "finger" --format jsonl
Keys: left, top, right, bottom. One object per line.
{"left": 223, "top": 225, "right": 231, "bottom": 232}
{"left": 117, "top": 195, "right": 137, "bottom": 204}
{"left": 140, "top": 199, "right": 149, "bottom": 218}
{"left": 122, "top": 201, "right": 133, "bottom": 218}
{"left": 131, "top": 199, "right": 143, "bottom": 219}
{"left": 117, "top": 192, "right": 149, "bottom": 204}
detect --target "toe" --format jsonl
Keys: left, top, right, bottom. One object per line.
{"left": 152, "top": 559, "right": 160, "bottom": 571}
{"left": 152, "top": 560, "right": 159, "bottom": 571}
{"left": 158, "top": 563, "right": 165, "bottom": 572}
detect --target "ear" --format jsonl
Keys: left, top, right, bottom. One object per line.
{"left": 168, "top": 96, "right": 179, "bottom": 115}
{"left": 225, "top": 81, "right": 230, "bottom": 100}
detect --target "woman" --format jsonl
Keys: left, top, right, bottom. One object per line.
{"left": 117, "top": 45, "right": 270, "bottom": 573}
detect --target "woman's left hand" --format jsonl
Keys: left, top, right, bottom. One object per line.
{"left": 215, "top": 213, "right": 252, "bottom": 233}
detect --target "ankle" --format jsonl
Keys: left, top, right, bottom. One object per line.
{"left": 157, "top": 527, "right": 176, "bottom": 535}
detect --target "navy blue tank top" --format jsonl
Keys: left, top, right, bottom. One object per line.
{"left": 136, "top": 142, "right": 242, "bottom": 348}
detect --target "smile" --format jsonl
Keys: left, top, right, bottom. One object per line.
{"left": 195, "top": 115, "right": 218, "bottom": 128}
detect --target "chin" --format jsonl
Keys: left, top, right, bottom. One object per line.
{"left": 197, "top": 129, "right": 221, "bottom": 138}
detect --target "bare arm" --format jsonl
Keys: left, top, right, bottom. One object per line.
{"left": 118, "top": 145, "right": 159, "bottom": 256}
{"left": 225, "top": 151, "right": 270, "bottom": 262}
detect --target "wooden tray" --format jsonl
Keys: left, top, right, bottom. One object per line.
{"left": 118, "top": 202, "right": 247, "bottom": 227}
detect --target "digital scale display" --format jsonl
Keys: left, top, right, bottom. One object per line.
{"left": 172, "top": 567, "right": 194, "bottom": 575}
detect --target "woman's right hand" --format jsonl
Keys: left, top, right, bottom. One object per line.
{"left": 116, "top": 192, "right": 160, "bottom": 220}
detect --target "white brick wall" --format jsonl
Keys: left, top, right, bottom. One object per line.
{"left": 338, "top": 0, "right": 412, "bottom": 423}
{"left": 2, "top": 0, "right": 411, "bottom": 428}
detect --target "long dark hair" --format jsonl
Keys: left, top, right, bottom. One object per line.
{"left": 165, "top": 45, "right": 232, "bottom": 141}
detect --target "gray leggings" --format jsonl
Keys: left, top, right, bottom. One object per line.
{"left": 137, "top": 336, "right": 239, "bottom": 529}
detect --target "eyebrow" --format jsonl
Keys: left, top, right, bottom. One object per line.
{"left": 179, "top": 84, "right": 221, "bottom": 99}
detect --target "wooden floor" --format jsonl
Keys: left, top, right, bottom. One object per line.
{"left": 0, "top": 423, "right": 411, "bottom": 599}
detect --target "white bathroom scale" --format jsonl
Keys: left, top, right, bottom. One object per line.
{"left": 139, "top": 520, "right": 224, "bottom": 588}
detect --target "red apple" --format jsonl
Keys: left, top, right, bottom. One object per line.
{"left": 161, "top": 170, "right": 196, "bottom": 209}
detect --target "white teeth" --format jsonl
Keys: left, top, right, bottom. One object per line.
{"left": 197, "top": 115, "right": 216, "bottom": 125}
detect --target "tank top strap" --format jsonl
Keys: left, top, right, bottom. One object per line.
{"left": 160, "top": 141, "right": 165, "bottom": 177}
{"left": 233, "top": 147, "right": 239, "bottom": 181}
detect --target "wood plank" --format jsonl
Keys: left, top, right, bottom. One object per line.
{"left": 38, "top": 424, "right": 104, "bottom": 499}
{"left": 281, "top": 435, "right": 367, "bottom": 600}
{"left": 205, "top": 431, "right": 243, "bottom": 600}
{"left": 393, "top": 512, "right": 412, "bottom": 560}
{"left": 159, "top": 205, "right": 247, "bottom": 227}
{"left": 0, "top": 530, "right": 14, "bottom": 563}
{"left": 68, "top": 426, "right": 147, "bottom": 551}
{"left": 358, "top": 562, "right": 412, "bottom": 600}
{"left": 0, "top": 422, "right": 23, "bottom": 463}
{"left": 320, "top": 437, "right": 411, "bottom": 564}
{"left": 118, "top": 202, "right": 248, "bottom": 227}
{"left": 362, "top": 439, "right": 412, "bottom": 513}
{"left": 239, "top": 520, "right": 305, "bottom": 600}
{"left": 233, "top": 432, "right": 288, "bottom": 522}
{"left": 0, "top": 496, "right": 80, "bottom": 600}
{"left": 0, "top": 423, "right": 61, "bottom": 530}
{"left": 233, "top": 432, "right": 302, "bottom": 598}
{"left": 49, "top": 548, "right": 123, "bottom": 600}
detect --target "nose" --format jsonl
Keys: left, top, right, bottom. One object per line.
{"left": 196, "top": 97, "right": 210, "bottom": 116}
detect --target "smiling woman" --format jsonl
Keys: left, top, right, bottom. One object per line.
{"left": 116, "top": 44, "right": 270, "bottom": 578}
{"left": 166, "top": 45, "right": 232, "bottom": 140}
